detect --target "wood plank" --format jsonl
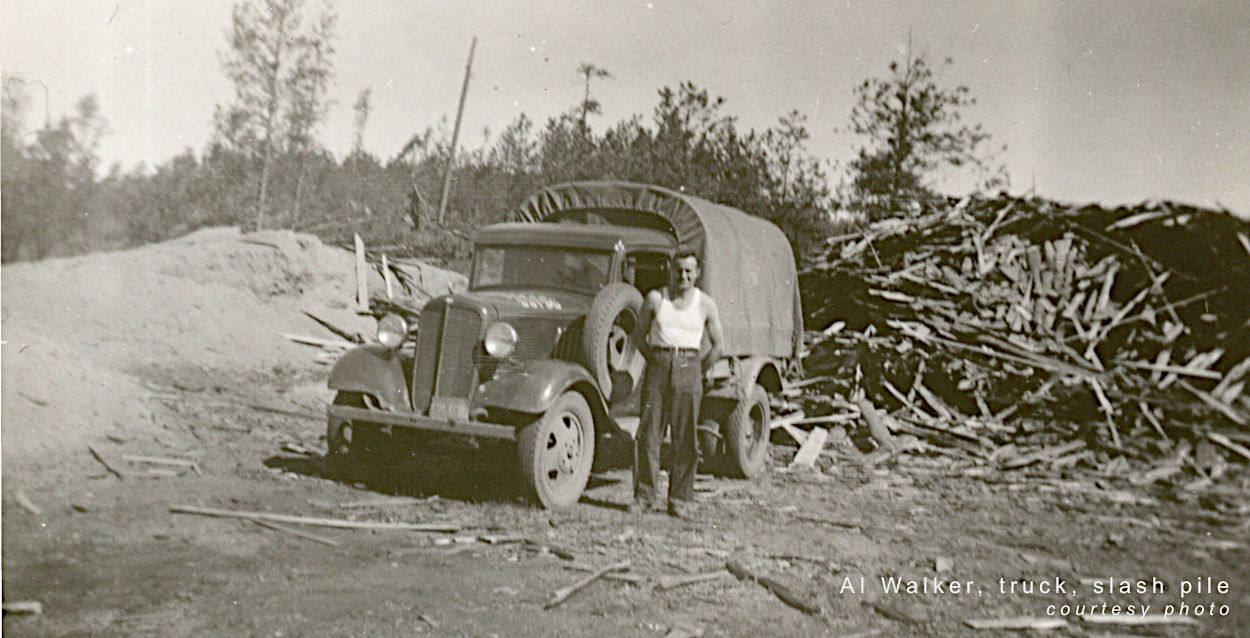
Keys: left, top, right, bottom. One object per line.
{"left": 253, "top": 520, "right": 342, "bottom": 547}
{"left": 788, "top": 427, "right": 828, "bottom": 469}
{"left": 355, "top": 233, "right": 369, "bottom": 312}
{"left": 656, "top": 569, "right": 733, "bottom": 591}
{"left": 170, "top": 504, "right": 460, "bottom": 532}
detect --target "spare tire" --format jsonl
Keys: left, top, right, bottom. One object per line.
{"left": 582, "top": 283, "right": 645, "bottom": 403}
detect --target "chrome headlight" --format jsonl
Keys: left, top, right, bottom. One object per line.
{"left": 377, "top": 313, "right": 408, "bottom": 349}
{"left": 483, "top": 322, "right": 518, "bottom": 358}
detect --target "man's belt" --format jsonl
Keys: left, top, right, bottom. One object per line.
{"left": 655, "top": 345, "right": 699, "bottom": 355}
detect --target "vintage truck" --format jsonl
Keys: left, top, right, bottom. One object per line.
{"left": 325, "top": 181, "right": 803, "bottom": 508}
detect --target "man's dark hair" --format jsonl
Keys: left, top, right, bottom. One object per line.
{"left": 674, "top": 250, "right": 700, "bottom": 267}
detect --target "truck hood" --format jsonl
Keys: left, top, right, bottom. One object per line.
{"left": 467, "top": 288, "right": 591, "bottom": 318}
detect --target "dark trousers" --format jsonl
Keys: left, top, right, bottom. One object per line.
{"left": 634, "top": 348, "right": 701, "bottom": 504}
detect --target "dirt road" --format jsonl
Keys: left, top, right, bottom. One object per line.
{"left": 4, "top": 364, "right": 1247, "bottom": 637}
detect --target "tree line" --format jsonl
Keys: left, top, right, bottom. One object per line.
{"left": 1, "top": 0, "right": 1006, "bottom": 264}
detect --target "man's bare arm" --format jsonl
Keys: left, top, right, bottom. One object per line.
{"left": 702, "top": 294, "right": 724, "bottom": 373}
{"left": 632, "top": 290, "right": 660, "bottom": 361}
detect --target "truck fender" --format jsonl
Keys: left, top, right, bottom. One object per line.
{"left": 705, "top": 356, "right": 783, "bottom": 401}
{"left": 327, "top": 344, "right": 410, "bottom": 411}
{"left": 477, "top": 359, "right": 611, "bottom": 431}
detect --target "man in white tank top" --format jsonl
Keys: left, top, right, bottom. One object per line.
{"left": 630, "top": 251, "right": 724, "bottom": 518}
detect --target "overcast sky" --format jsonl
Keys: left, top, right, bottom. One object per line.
{"left": 4, "top": 1, "right": 1248, "bottom": 214}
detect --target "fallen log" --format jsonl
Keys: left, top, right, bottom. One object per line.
{"left": 170, "top": 504, "right": 460, "bottom": 532}
{"left": 726, "top": 560, "right": 823, "bottom": 615}
{"left": 544, "top": 559, "right": 630, "bottom": 609}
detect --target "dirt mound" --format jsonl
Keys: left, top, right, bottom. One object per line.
{"left": 1, "top": 227, "right": 465, "bottom": 481}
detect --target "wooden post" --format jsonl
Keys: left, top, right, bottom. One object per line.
{"left": 355, "top": 233, "right": 369, "bottom": 313}
{"left": 438, "top": 36, "right": 477, "bottom": 224}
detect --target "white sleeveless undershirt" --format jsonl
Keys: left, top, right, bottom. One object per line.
{"left": 651, "top": 289, "right": 706, "bottom": 349}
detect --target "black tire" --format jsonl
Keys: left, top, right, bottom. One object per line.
{"left": 517, "top": 391, "right": 595, "bottom": 509}
{"left": 329, "top": 392, "right": 393, "bottom": 469}
{"left": 582, "top": 283, "right": 644, "bottom": 403}
{"left": 725, "top": 384, "right": 770, "bottom": 479}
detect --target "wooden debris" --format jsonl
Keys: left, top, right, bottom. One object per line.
{"left": 169, "top": 504, "right": 461, "bottom": 532}
{"left": 282, "top": 333, "right": 356, "bottom": 350}
{"left": 964, "top": 616, "right": 1067, "bottom": 630}
{"left": 14, "top": 489, "right": 42, "bottom": 516}
{"left": 122, "top": 454, "right": 200, "bottom": 474}
{"left": 1080, "top": 613, "right": 1198, "bottom": 626}
{"left": 656, "top": 569, "right": 733, "bottom": 591}
{"left": 866, "top": 600, "right": 922, "bottom": 624}
{"left": 87, "top": 445, "right": 126, "bottom": 479}
{"left": 302, "top": 310, "right": 360, "bottom": 343}
{"left": 726, "top": 560, "right": 823, "bottom": 615}
{"left": 1207, "top": 432, "right": 1250, "bottom": 462}
{"left": 788, "top": 427, "right": 828, "bottom": 468}
{"left": 802, "top": 195, "right": 1250, "bottom": 490}
{"left": 354, "top": 233, "right": 369, "bottom": 312}
{"left": 1000, "top": 441, "right": 1085, "bottom": 469}
{"left": 544, "top": 559, "right": 630, "bottom": 609}
{"left": 524, "top": 539, "right": 576, "bottom": 560}
{"left": 2, "top": 601, "right": 43, "bottom": 615}
{"left": 381, "top": 254, "right": 395, "bottom": 300}
{"left": 253, "top": 520, "right": 342, "bottom": 547}
{"left": 664, "top": 623, "right": 705, "bottom": 638}
{"left": 855, "top": 397, "right": 897, "bottom": 450}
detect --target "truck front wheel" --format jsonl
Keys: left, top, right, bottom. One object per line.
{"left": 517, "top": 391, "right": 595, "bottom": 508}
{"left": 725, "top": 384, "right": 770, "bottom": 479}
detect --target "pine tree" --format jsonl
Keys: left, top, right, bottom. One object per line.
{"left": 846, "top": 48, "right": 1006, "bottom": 218}
{"left": 213, "top": 0, "right": 337, "bottom": 228}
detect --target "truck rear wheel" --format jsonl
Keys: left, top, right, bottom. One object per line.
{"left": 725, "top": 384, "right": 770, "bottom": 479}
{"left": 517, "top": 391, "right": 595, "bottom": 509}
{"left": 583, "top": 283, "right": 644, "bottom": 403}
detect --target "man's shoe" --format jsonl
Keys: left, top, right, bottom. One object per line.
{"left": 667, "top": 500, "right": 694, "bottom": 519}
{"left": 627, "top": 500, "right": 654, "bottom": 515}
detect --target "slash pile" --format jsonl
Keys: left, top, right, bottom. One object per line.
{"left": 796, "top": 195, "right": 1250, "bottom": 503}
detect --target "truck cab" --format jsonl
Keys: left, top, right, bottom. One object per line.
{"left": 326, "top": 181, "right": 802, "bottom": 508}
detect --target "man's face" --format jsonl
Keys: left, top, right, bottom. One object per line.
{"left": 673, "top": 255, "right": 699, "bottom": 292}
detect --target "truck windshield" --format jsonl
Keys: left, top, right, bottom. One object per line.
{"left": 472, "top": 245, "right": 611, "bottom": 294}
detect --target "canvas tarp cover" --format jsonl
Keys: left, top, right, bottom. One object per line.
{"left": 515, "top": 181, "right": 801, "bottom": 359}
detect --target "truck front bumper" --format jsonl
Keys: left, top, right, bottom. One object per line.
{"left": 326, "top": 404, "right": 517, "bottom": 442}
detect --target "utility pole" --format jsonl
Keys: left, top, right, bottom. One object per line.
{"left": 438, "top": 36, "right": 476, "bottom": 224}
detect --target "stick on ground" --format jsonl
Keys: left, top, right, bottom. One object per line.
{"left": 726, "top": 561, "right": 823, "bottom": 615}
{"left": 253, "top": 519, "right": 343, "bottom": 547}
{"left": 656, "top": 569, "right": 733, "bottom": 591}
{"left": 87, "top": 445, "right": 126, "bottom": 479}
{"left": 170, "top": 504, "right": 460, "bottom": 532}
{"left": 545, "top": 559, "right": 630, "bottom": 609}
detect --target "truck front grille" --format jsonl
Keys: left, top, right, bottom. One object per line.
{"left": 435, "top": 305, "right": 481, "bottom": 398}
{"left": 411, "top": 300, "right": 483, "bottom": 413}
